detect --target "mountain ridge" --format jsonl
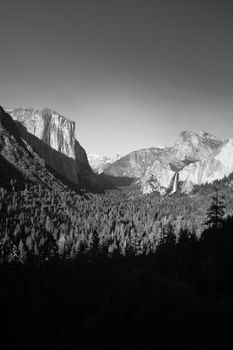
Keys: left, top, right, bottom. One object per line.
{"left": 3, "top": 105, "right": 233, "bottom": 196}
{"left": 104, "top": 130, "right": 231, "bottom": 194}
{"left": 0, "top": 106, "right": 116, "bottom": 193}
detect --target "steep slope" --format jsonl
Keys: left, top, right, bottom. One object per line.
{"left": 7, "top": 107, "right": 76, "bottom": 158}
{"left": 172, "top": 131, "right": 223, "bottom": 162}
{"left": 104, "top": 147, "right": 164, "bottom": 178}
{"left": 6, "top": 107, "right": 92, "bottom": 185}
{"left": 3, "top": 106, "right": 117, "bottom": 193}
{"left": 179, "top": 138, "right": 233, "bottom": 190}
{"left": 0, "top": 106, "right": 82, "bottom": 193}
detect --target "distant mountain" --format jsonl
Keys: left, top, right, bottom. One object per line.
{"left": 88, "top": 153, "right": 122, "bottom": 174}
{"left": 104, "top": 130, "right": 232, "bottom": 194}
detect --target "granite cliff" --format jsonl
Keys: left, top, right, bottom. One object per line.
{"left": 104, "top": 130, "right": 231, "bottom": 194}
{"left": 6, "top": 107, "right": 92, "bottom": 185}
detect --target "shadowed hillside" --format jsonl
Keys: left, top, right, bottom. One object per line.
{"left": 2, "top": 216, "right": 233, "bottom": 349}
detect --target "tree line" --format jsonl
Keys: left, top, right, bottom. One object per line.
{"left": 0, "top": 175, "right": 231, "bottom": 265}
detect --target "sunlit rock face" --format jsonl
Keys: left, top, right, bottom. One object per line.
{"left": 140, "top": 159, "right": 175, "bottom": 195}
{"left": 6, "top": 107, "right": 92, "bottom": 184}
{"left": 7, "top": 108, "right": 76, "bottom": 158}
{"left": 104, "top": 130, "right": 231, "bottom": 194}
{"left": 172, "top": 131, "right": 223, "bottom": 162}
{"left": 104, "top": 147, "right": 176, "bottom": 194}
{"left": 179, "top": 138, "right": 233, "bottom": 186}
{"left": 104, "top": 148, "right": 164, "bottom": 178}
{"left": 0, "top": 106, "right": 68, "bottom": 190}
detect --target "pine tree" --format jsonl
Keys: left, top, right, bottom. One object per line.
{"left": 205, "top": 189, "right": 225, "bottom": 228}
{"left": 158, "top": 223, "right": 176, "bottom": 247}
{"left": 19, "top": 239, "right": 27, "bottom": 263}
{"left": 90, "top": 230, "right": 100, "bottom": 256}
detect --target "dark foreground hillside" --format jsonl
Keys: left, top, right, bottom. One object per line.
{"left": 2, "top": 218, "right": 233, "bottom": 350}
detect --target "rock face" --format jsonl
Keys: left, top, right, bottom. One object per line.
{"left": 88, "top": 153, "right": 122, "bottom": 174}
{"left": 0, "top": 106, "right": 75, "bottom": 191}
{"left": 7, "top": 107, "right": 92, "bottom": 184}
{"left": 172, "top": 131, "right": 223, "bottom": 162}
{"left": 7, "top": 108, "right": 76, "bottom": 158}
{"left": 105, "top": 148, "right": 163, "bottom": 178}
{"left": 179, "top": 138, "right": 233, "bottom": 188}
{"left": 104, "top": 130, "right": 231, "bottom": 194}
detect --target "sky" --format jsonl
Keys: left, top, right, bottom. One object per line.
{"left": 0, "top": 0, "right": 233, "bottom": 156}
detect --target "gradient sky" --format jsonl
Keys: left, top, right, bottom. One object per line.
{"left": 1, "top": 0, "right": 233, "bottom": 156}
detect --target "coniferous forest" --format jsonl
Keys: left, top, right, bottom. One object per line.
{"left": 1, "top": 178, "right": 233, "bottom": 349}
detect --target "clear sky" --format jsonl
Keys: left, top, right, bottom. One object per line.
{"left": 1, "top": 0, "right": 233, "bottom": 156}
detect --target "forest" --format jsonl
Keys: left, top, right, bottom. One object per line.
{"left": 1, "top": 173, "right": 233, "bottom": 263}
{"left": 1, "top": 178, "right": 233, "bottom": 348}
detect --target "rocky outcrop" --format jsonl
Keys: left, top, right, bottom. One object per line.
{"left": 172, "top": 131, "right": 223, "bottom": 162}
{"left": 7, "top": 107, "right": 92, "bottom": 185}
{"left": 7, "top": 108, "right": 76, "bottom": 158}
{"left": 4, "top": 105, "right": 232, "bottom": 195}
{"left": 0, "top": 106, "right": 76, "bottom": 191}
{"left": 179, "top": 138, "right": 233, "bottom": 190}
{"left": 105, "top": 148, "right": 164, "bottom": 178}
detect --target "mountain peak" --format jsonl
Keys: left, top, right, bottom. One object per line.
{"left": 174, "top": 130, "right": 223, "bottom": 163}
{"left": 200, "top": 130, "right": 212, "bottom": 137}
{"left": 199, "top": 130, "right": 222, "bottom": 141}
{"left": 104, "top": 128, "right": 228, "bottom": 194}
{"left": 176, "top": 130, "right": 222, "bottom": 148}
{"left": 176, "top": 131, "right": 200, "bottom": 149}
{"left": 179, "top": 130, "right": 196, "bottom": 138}
{"left": 178, "top": 130, "right": 220, "bottom": 142}
{"left": 6, "top": 107, "right": 74, "bottom": 123}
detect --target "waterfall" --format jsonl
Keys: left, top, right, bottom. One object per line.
{"left": 171, "top": 173, "right": 179, "bottom": 194}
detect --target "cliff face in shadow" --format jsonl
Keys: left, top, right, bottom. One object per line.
{"left": 74, "top": 139, "right": 92, "bottom": 175}
{"left": 13, "top": 121, "right": 118, "bottom": 192}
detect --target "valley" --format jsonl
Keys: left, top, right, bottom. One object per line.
{"left": 2, "top": 1, "right": 233, "bottom": 347}
{"left": 1, "top": 106, "right": 233, "bottom": 349}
